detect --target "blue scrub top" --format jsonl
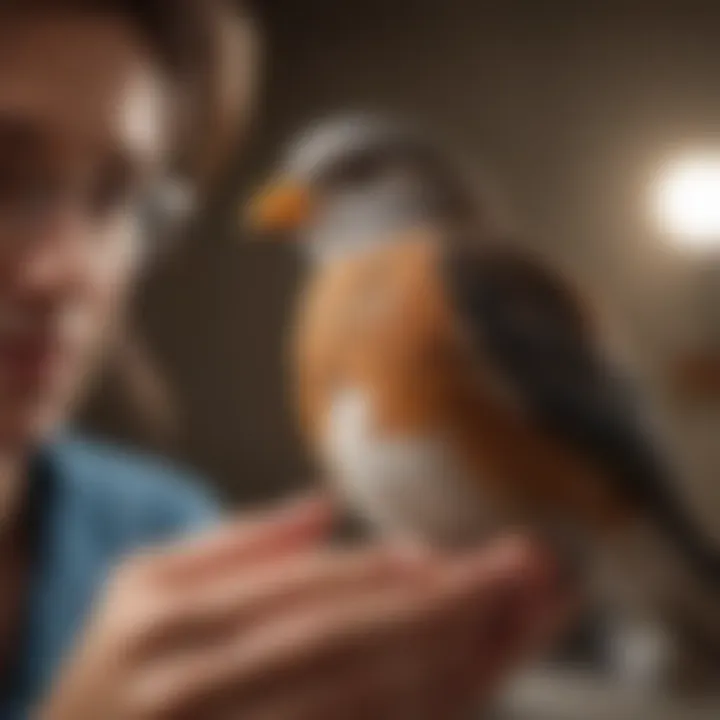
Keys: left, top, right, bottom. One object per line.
{"left": 0, "top": 435, "right": 221, "bottom": 719}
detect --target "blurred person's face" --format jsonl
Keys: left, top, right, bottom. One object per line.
{"left": 0, "top": 13, "right": 170, "bottom": 449}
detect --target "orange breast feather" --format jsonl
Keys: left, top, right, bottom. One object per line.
{"left": 292, "top": 231, "right": 633, "bottom": 535}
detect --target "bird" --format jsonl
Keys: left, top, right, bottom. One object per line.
{"left": 244, "top": 113, "right": 720, "bottom": 691}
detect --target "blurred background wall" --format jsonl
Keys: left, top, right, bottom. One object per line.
{"left": 78, "top": 0, "right": 720, "bottom": 519}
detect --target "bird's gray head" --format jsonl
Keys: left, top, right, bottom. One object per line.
{"left": 245, "top": 114, "right": 481, "bottom": 261}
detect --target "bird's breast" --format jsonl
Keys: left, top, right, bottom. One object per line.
{"left": 322, "top": 386, "right": 499, "bottom": 548}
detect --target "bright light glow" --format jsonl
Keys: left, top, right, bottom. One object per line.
{"left": 656, "top": 155, "right": 720, "bottom": 250}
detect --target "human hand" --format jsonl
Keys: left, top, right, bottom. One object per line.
{"left": 39, "top": 497, "right": 570, "bottom": 720}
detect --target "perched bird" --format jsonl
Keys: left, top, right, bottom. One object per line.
{"left": 245, "top": 114, "right": 720, "bottom": 690}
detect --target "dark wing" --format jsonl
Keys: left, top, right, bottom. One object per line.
{"left": 441, "top": 242, "right": 720, "bottom": 586}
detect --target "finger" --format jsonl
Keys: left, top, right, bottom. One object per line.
{"left": 197, "top": 539, "right": 540, "bottom": 706}
{"left": 266, "top": 613, "right": 479, "bottom": 720}
{"left": 138, "top": 538, "right": 557, "bottom": 717}
{"left": 238, "top": 668, "right": 383, "bottom": 720}
{"left": 148, "top": 495, "right": 334, "bottom": 585}
{"left": 399, "top": 535, "right": 569, "bottom": 716}
{"left": 217, "top": 640, "right": 447, "bottom": 720}
{"left": 218, "top": 538, "right": 544, "bottom": 702}
{"left": 162, "top": 545, "right": 436, "bottom": 647}
{"left": 448, "top": 535, "right": 572, "bottom": 701}
{"left": 136, "top": 574, "right": 440, "bottom": 715}
{"left": 385, "top": 540, "right": 545, "bottom": 719}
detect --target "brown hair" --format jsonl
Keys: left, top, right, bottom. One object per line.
{"left": 123, "top": 0, "right": 260, "bottom": 189}
{"left": 2, "top": 0, "right": 260, "bottom": 192}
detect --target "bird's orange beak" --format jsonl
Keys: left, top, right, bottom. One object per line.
{"left": 243, "top": 179, "right": 314, "bottom": 234}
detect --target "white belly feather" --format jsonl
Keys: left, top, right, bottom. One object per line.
{"left": 323, "top": 388, "right": 497, "bottom": 548}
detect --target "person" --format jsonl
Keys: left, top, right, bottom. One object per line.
{"left": 0, "top": 1, "right": 571, "bottom": 717}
